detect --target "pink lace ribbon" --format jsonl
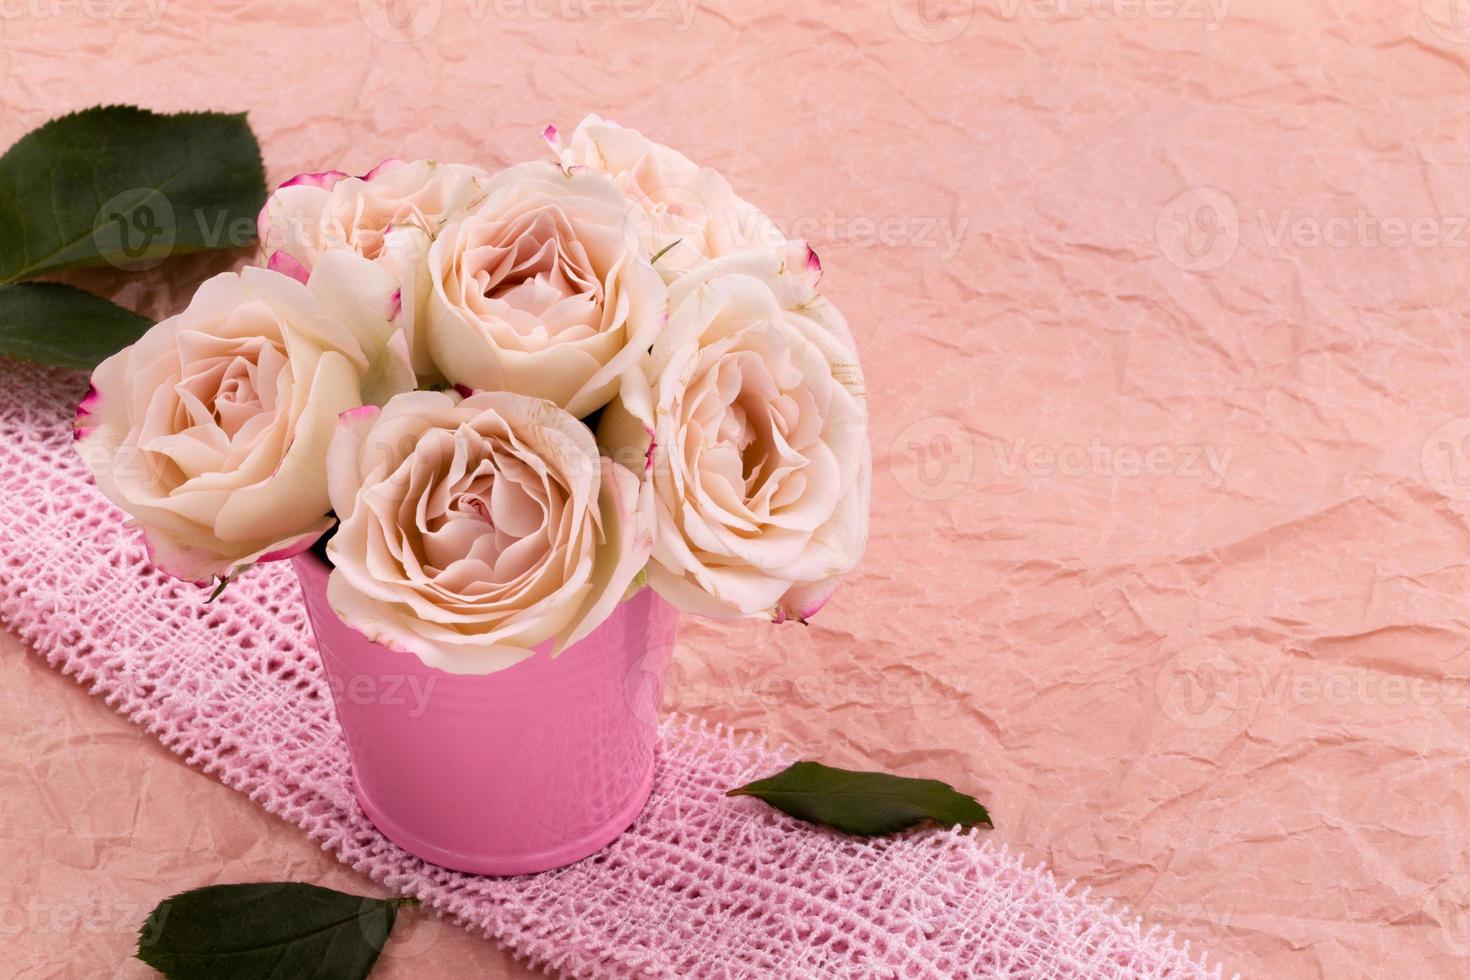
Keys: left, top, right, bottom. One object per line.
{"left": 0, "top": 358, "right": 1229, "bottom": 979}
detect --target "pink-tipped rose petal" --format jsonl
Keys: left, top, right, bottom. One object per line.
{"left": 777, "top": 578, "right": 843, "bottom": 625}
{"left": 74, "top": 384, "right": 99, "bottom": 438}
{"left": 360, "top": 158, "right": 408, "bottom": 182}
{"left": 279, "top": 168, "right": 349, "bottom": 190}
{"left": 267, "top": 250, "right": 312, "bottom": 285}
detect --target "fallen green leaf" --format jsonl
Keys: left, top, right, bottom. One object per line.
{"left": 727, "top": 760, "right": 992, "bottom": 836}
{"left": 0, "top": 105, "right": 265, "bottom": 283}
{"left": 0, "top": 282, "right": 151, "bottom": 370}
{"left": 136, "top": 882, "right": 416, "bottom": 980}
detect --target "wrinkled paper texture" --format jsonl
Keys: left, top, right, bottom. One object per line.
{"left": 6, "top": 2, "right": 1470, "bottom": 977}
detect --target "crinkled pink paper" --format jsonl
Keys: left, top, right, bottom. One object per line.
{"left": 0, "top": 359, "right": 1225, "bottom": 978}
{"left": 13, "top": 3, "right": 1470, "bottom": 975}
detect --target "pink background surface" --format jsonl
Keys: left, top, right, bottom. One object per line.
{"left": 5, "top": 2, "right": 1470, "bottom": 977}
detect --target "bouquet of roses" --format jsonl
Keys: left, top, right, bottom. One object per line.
{"left": 74, "top": 115, "right": 871, "bottom": 673}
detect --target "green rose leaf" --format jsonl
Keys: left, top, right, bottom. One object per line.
{"left": 727, "top": 760, "right": 992, "bottom": 836}
{"left": 0, "top": 282, "right": 151, "bottom": 370}
{"left": 0, "top": 105, "right": 265, "bottom": 284}
{"left": 136, "top": 882, "right": 416, "bottom": 980}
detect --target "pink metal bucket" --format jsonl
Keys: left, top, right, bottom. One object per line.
{"left": 292, "top": 553, "right": 677, "bottom": 875}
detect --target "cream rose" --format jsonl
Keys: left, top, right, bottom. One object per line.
{"left": 258, "top": 159, "right": 487, "bottom": 376}
{"left": 424, "top": 161, "right": 668, "bottom": 417}
{"left": 545, "top": 115, "right": 813, "bottom": 283}
{"left": 324, "top": 389, "right": 654, "bottom": 673}
{"left": 598, "top": 251, "right": 870, "bottom": 622}
{"left": 74, "top": 256, "right": 414, "bottom": 585}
